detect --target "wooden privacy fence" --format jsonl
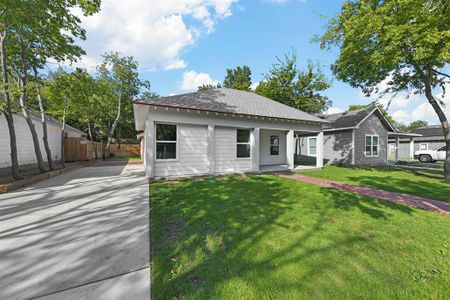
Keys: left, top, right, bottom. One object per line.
{"left": 64, "top": 137, "right": 139, "bottom": 161}
{"left": 109, "top": 144, "right": 140, "bottom": 157}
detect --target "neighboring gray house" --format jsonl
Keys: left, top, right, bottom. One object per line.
{"left": 296, "top": 108, "right": 403, "bottom": 166}
{"left": 133, "top": 88, "right": 328, "bottom": 178}
{"left": 388, "top": 125, "right": 445, "bottom": 161}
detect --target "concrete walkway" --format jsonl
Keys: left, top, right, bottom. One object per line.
{"left": 0, "top": 162, "right": 150, "bottom": 300}
{"left": 277, "top": 172, "right": 450, "bottom": 215}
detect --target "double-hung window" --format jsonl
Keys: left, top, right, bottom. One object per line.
{"left": 308, "top": 137, "right": 317, "bottom": 156}
{"left": 270, "top": 136, "right": 280, "bottom": 155}
{"left": 236, "top": 129, "right": 251, "bottom": 158}
{"left": 156, "top": 124, "right": 177, "bottom": 160}
{"left": 365, "top": 135, "right": 379, "bottom": 157}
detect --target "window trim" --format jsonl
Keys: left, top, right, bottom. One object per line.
{"left": 154, "top": 123, "right": 178, "bottom": 161}
{"left": 307, "top": 136, "right": 317, "bottom": 157}
{"left": 236, "top": 128, "right": 252, "bottom": 159}
{"left": 270, "top": 135, "right": 280, "bottom": 156}
{"left": 419, "top": 143, "right": 428, "bottom": 150}
{"left": 364, "top": 134, "right": 379, "bottom": 157}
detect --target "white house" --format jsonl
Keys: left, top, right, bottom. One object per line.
{"left": 0, "top": 112, "right": 86, "bottom": 173}
{"left": 133, "top": 88, "right": 327, "bottom": 179}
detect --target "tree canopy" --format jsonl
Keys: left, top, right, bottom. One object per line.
{"left": 255, "top": 53, "right": 332, "bottom": 114}
{"left": 223, "top": 66, "right": 252, "bottom": 91}
{"left": 318, "top": 0, "right": 450, "bottom": 180}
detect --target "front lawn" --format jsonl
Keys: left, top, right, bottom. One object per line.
{"left": 150, "top": 175, "right": 449, "bottom": 299}
{"left": 304, "top": 166, "right": 450, "bottom": 203}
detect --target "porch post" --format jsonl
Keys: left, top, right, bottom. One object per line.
{"left": 316, "top": 131, "right": 324, "bottom": 168}
{"left": 252, "top": 128, "right": 260, "bottom": 172}
{"left": 207, "top": 125, "right": 215, "bottom": 175}
{"left": 395, "top": 136, "right": 400, "bottom": 161}
{"left": 144, "top": 119, "right": 155, "bottom": 178}
{"left": 409, "top": 138, "right": 414, "bottom": 160}
{"left": 286, "top": 130, "right": 295, "bottom": 170}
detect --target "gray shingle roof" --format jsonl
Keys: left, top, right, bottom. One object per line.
{"left": 317, "top": 107, "right": 395, "bottom": 132}
{"left": 317, "top": 108, "right": 373, "bottom": 129}
{"left": 134, "top": 88, "right": 326, "bottom": 123}
{"left": 410, "top": 125, "right": 444, "bottom": 137}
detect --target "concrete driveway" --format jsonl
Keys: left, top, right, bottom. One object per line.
{"left": 0, "top": 162, "right": 150, "bottom": 300}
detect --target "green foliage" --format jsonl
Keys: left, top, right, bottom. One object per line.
{"left": 318, "top": 0, "right": 449, "bottom": 101}
{"left": 396, "top": 120, "right": 429, "bottom": 132}
{"left": 197, "top": 83, "right": 222, "bottom": 91}
{"left": 223, "top": 66, "right": 252, "bottom": 91}
{"left": 255, "top": 52, "right": 332, "bottom": 113}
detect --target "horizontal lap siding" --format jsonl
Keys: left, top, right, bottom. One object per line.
{"left": 259, "top": 129, "right": 287, "bottom": 165}
{"left": 323, "top": 131, "right": 353, "bottom": 164}
{"left": 0, "top": 114, "right": 62, "bottom": 168}
{"left": 154, "top": 124, "right": 209, "bottom": 177}
{"left": 214, "top": 127, "right": 252, "bottom": 174}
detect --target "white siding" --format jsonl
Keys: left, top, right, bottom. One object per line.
{"left": 0, "top": 114, "right": 62, "bottom": 169}
{"left": 154, "top": 124, "right": 209, "bottom": 177}
{"left": 214, "top": 126, "right": 253, "bottom": 174}
{"left": 259, "top": 129, "right": 287, "bottom": 165}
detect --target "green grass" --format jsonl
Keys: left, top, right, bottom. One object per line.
{"left": 150, "top": 175, "right": 450, "bottom": 299}
{"left": 105, "top": 156, "right": 141, "bottom": 161}
{"left": 303, "top": 166, "right": 450, "bottom": 203}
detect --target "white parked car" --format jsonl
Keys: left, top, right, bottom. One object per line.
{"left": 414, "top": 146, "right": 447, "bottom": 163}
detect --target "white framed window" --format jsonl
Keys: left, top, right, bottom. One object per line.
{"left": 236, "top": 129, "right": 251, "bottom": 158}
{"left": 419, "top": 143, "right": 428, "bottom": 150}
{"left": 365, "top": 134, "right": 379, "bottom": 157}
{"left": 155, "top": 123, "right": 177, "bottom": 160}
{"left": 308, "top": 137, "right": 317, "bottom": 156}
{"left": 270, "top": 135, "right": 280, "bottom": 155}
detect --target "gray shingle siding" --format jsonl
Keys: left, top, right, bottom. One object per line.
{"left": 354, "top": 113, "right": 388, "bottom": 165}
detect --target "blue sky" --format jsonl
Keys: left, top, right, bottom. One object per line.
{"left": 71, "top": 0, "right": 448, "bottom": 125}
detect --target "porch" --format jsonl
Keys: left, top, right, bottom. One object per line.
{"left": 255, "top": 128, "right": 323, "bottom": 172}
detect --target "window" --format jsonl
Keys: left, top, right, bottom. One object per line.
{"left": 308, "top": 137, "right": 317, "bottom": 156}
{"left": 156, "top": 124, "right": 177, "bottom": 159}
{"left": 270, "top": 135, "right": 280, "bottom": 155}
{"left": 420, "top": 143, "right": 428, "bottom": 150}
{"left": 236, "top": 129, "right": 251, "bottom": 158}
{"left": 438, "top": 146, "right": 446, "bottom": 151}
{"left": 365, "top": 135, "right": 379, "bottom": 157}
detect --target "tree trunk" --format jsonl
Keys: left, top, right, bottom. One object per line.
{"left": 424, "top": 80, "right": 450, "bottom": 181}
{"left": 34, "top": 68, "right": 53, "bottom": 170}
{"left": 60, "top": 96, "right": 67, "bottom": 168}
{"left": 87, "top": 121, "right": 98, "bottom": 159}
{"left": 104, "top": 87, "right": 123, "bottom": 159}
{"left": 17, "top": 38, "right": 46, "bottom": 173}
{"left": 0, "top": 32, "right": 22, "bottom": 180}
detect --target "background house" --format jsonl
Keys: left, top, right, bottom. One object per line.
{"left": 296, "top": 108, "right": 411, "bottom": 166}
{"left": 0, "top": 112, "right": 86, "bottom": 174}
{"left": 388, "top": 125, "right": 445, "bottom": 161}
{"left": 133, "top": 88, "right": 327, "bottom": 178}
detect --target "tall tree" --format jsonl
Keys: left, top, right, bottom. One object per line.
{"left": 0, "top": 0, "right": 100, "bottom": 176}
{"left": 223, "top": 66, "right": 252, "bottom": 91}
{"left": 255, "top": 52, "right": 332, "bottom": 113}
{"left": 98, "top": 52, "right": 149, "bottom": 158}
{"left": 318, "top": 0, "right": 450, "bottom": 180}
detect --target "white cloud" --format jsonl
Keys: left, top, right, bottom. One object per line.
{"left": 179, "top": 70, "right": 220, "bottom": 90}
{"left": 325, "top": 107, "right": 344, "bottom": 114}
{"left": 250, "top": 82, "right": 259, "bottom": 90}
{"left": 72, "top": 0, "right": 238, "bottom": 70}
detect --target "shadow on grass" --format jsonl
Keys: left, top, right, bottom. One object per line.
{"left": 150, "top": 174, "right": 417, "bottom": 298}
{"left": 342, "top": 166, "right": 450, "bottom": 202}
